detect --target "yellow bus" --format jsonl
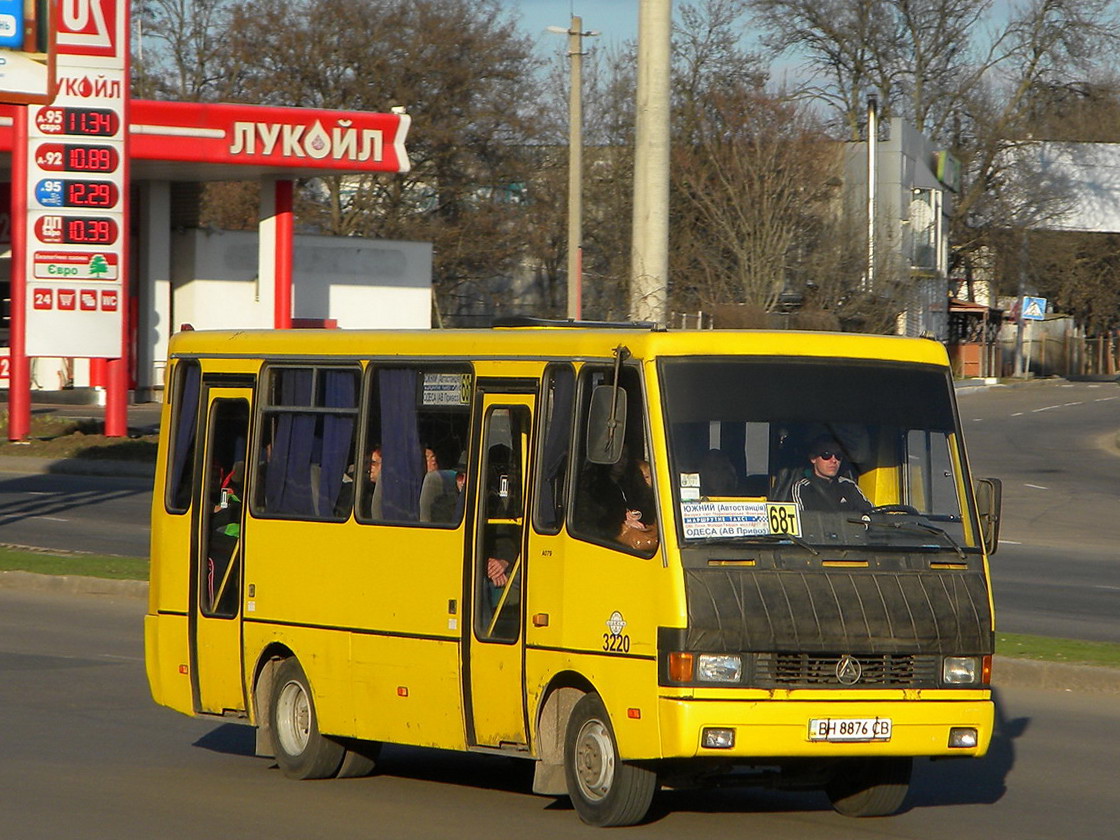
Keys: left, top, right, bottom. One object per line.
{"left": 145, "top": 322, "right": 1002, "bottom": 826}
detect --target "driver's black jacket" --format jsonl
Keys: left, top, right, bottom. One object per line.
{"left": 792, "top": 473, "right": 872, "bottom": 513}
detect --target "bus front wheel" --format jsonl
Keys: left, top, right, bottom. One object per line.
{"left": 269, "top": 657, "right": 345, "bottom": 780}
{"left": 563, "top": 693, "right": 656, "bottom": 826}
{"left": 825, "top": 757, "right": 912, "bottom": 817}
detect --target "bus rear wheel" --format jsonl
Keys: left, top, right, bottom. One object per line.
{"left": 336, "top": 738, "right": 381, "bottom": 778}
{"left": 825, "top": 757, "right": 912, "bottom": 817}
{"left": 269, "top": 657, "right": 345, "bottom": 780}
{"left": 563, "top": 692, "right": 656, "bottom": 826}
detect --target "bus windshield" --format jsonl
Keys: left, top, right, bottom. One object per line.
{"left": 659, "top": 357, "right": 977, "bottom": 551}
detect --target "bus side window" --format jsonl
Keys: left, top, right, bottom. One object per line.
{"left": 570, "top": 366, "right": 658, "bottom": 554}
{"left": 534, "top": 364, "right": 574, "bottom": 534}
{"left": 165, "top": 360, "right": 201, "bottom": 514}
{"left": 252, "top": 366, "right": 360, "bottom": 522}
{"left": 358, "top": 365, "right": 471, "bottom": 526}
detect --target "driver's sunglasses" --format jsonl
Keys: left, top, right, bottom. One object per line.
{"left": 814, "top": 450, "right": 841, "bottom": 461}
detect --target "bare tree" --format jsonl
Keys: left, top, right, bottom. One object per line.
{"left": 748, "top": 0, "right": 1120, "bottom": 139}
{"left": 748, "top": 0, "right": 892, "bottom": 139}
{"left": 209, "top": 0, "right": 546, "bottom": 321}
{"left": 529, "top": 39, "right": 641, "bottom": 320}
{"left": 751, "top": 0, "right": 1120, "bottom": 311}
{"left": 666, "top": 0, "right": 871, "bottom": 320}
{"left": 132, "top": 0, "right": 235, "bottom": 100}
{"left": 672, "top": 88, "right": 845, "bottom": 311}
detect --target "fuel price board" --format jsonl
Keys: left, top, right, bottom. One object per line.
{"left": 23, "top": 1, "right": 128, "bottom": 359}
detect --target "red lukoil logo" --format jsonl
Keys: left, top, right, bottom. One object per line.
{"left": 55, "top": 0, "right": 118, "bottom": 58}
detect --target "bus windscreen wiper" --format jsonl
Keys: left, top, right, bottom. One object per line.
{"left": 848, "top": 517, "right": 966, "bottom": 559}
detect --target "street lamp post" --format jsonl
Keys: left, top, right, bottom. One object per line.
{"left": 549, "top": 17, "right": 597, "bottom": 320}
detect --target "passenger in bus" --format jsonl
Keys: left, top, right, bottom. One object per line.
{"left": 211, "top": 461, "right": 244, "bottom": 537}
{"left": 483, "top": 443, "right": 520, "bottom": 587}
{"left": 424, "top": 445, "right": 439, "bottom": 474}
{"left": 579, "top": 456, "right": 658, "bottom": 551}
{"left": 420, "top": 447, "right": 463, "bottom": 523}
{"left": 699, "top": 449, "right": 738, "bottom": 496}
{"left": 486, "top": 551, "right": 514, "bottom": 588}
{"left": 618, "top": 459, "right": 658, "bottom": 551}
{"left": 365, "top": 446, "right": 383, "bottom": 518}
{"left": 208, "top": 461, "right": 244, "bottom": 608}
{"left": 792, "top": 435, "right": 872, "bottom": 513}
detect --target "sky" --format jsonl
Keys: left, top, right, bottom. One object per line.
{"left": 506, "top": 0, "right": 641, "bottom": 54}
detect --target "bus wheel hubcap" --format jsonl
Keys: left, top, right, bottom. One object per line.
{"left": 575, "top": 720, "right": 614, "bottom": 801}
{"left": 277, "top": 680, "right": 311, "bottom": 755}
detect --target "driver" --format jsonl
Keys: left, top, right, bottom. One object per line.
{"left": 792, "top": 435, "right": 872, "bottom": 513}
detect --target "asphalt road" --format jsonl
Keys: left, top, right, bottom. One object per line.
{"left": 0, "top": 469, "right": 152, "bottom": 557}
{"left": 956, "top": 379, "right": 1120, "bottom": 642}
{"left": 2, "top": 587, "right": 1118, "bottom": 840}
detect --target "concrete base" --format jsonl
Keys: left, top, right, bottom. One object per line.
{"left": 0, "top": 388, "right": 122, "bottom": 406}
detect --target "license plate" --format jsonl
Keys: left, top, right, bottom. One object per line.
{"left": 808, "top": 717, "right": 892, "bottom": 742}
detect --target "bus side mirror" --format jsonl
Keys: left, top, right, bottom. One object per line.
{"left": 974, "top": 477, "right": 1002, "bottom": 555}
{"left": 586, "top": 385, "right": 627, "bottom": 464}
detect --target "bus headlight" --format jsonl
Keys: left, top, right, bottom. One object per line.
{"left": 696, "top": 654, "right": 742, "bottom": 683}
{"left": 942, "top": 656, "right": 980, "bottom": 685}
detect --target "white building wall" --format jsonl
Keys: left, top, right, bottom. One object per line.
{"left": 170, "top": 229, "right": 432, "bottom": 332}
{"left": 844, "top": 118, "right": 953, "bottom": 339}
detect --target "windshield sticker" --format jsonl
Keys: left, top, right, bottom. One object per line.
{"left": 681, "top": 500, "right": 802, "bottom": 538}
{"left": 680, "top": 472, "right": 701, "bottom": 501}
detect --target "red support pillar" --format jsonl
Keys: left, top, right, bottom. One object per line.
{"left": 105, "top": 70, "right": 132, "bottom": 438}
{"left": 8, "top": 107, "right": 30, "bottom": 442}
{"left": 104, "top": 358, "right": 128, "bottom": 436}
{"left": 274, "top": 179, "right": 293, "bottom": 329}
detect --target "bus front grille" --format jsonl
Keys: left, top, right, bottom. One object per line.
{"left": 753, "top": 652, "right": 940, "bottom": 688}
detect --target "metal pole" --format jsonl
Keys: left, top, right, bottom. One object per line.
{"left": 1013, "top": 231, "right": 1028, "bottom": 377}
{"left": 566, "top": 17, "right": 584, "bottom": 320}
{"left": 630, "top": 0, "right": 671, "bottom": 324}
{"left": 866, "top": 95, "right": 877, "bottom": 291}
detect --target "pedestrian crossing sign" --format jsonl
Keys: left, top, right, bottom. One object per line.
{"left": 1022, "top": 296, "right": 1047, "bottom": 320}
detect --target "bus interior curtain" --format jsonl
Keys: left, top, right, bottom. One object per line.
{"left": 265, "top": 369, "right": 316, "bottom": 515}
{"left": 380, "top": 368, "right": 423, "bottom": 521}
{"left": 317, "top": 370, "right": 357, "bottom": 516}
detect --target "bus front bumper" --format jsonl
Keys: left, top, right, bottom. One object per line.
{"left": 656, "top": 694, "right": 994, "bottom": 759}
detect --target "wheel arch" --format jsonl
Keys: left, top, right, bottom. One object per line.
{"left": 530, "top": 671, "right": 595, "bottom": 795}
{"left": 250, "top": 642, "right": 295, "bottom": 758}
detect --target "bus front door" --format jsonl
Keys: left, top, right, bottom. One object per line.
{"left": 466, "top": 394, "right": 534, "bottom": 749}
{"left": 191, "top": 387, "right": 251, "bottom": 716}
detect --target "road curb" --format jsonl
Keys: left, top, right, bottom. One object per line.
{"left": 993, "top": 656, "right": 1120, "bottom": 695}
{"left": 0, "top": 569, "right": 148, "bottom": 599}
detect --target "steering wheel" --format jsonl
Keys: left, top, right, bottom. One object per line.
{"left": 867, "top": 504, "right": 919, "bottom": 515}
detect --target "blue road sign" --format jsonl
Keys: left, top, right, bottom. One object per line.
{"left": 0, "top": 0, "right": 23, "bottom": 49}
{"left": 1022, "top": 296, "right": 1047, "bottom": 321}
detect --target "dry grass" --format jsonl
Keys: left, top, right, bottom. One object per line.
{"left": 0, "top": 409, "right": 158, "bottom": 462}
